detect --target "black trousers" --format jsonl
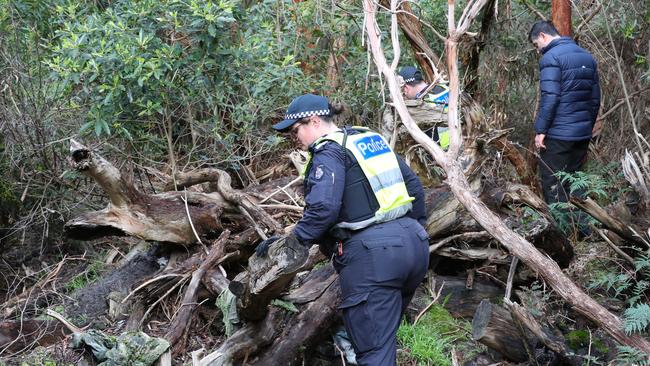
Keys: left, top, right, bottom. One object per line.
{"left": 539, "top": 137, "right": 590, "bottom": 204}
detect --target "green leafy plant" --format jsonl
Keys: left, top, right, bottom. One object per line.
{"left": 64, "top": 260, "right": 104, "bottom": 292}
{"left": 397, "top": 304, "right": 476, "bottom": 365}
{"left": 623, "top": 303, "right": 650, "bottom": 334}
{"left": 615, "top": 345, "right": 650, "bottom": 366}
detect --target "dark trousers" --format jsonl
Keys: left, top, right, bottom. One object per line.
{"left": 333, "top": 217, "right": 429, "bottom": 366}
{"left": 539, "top": 137, "right": 590, "bottom": 204}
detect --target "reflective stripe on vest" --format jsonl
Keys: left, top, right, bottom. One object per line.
{"left": 305, "top": 127, "right": 414, "bottom": 231}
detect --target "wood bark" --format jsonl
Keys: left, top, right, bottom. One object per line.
{"left": 380, "top": 0, "right": 442, "bottom": 82}
{"left": 252, "top": 265, "right": 340, "bottom": 365}
{"left": 505, "top": 299, "right": 579, "bottom": 364}
{"left": 66, "top": 140, "right": 225, "bottom": 245}
{"left": 199, "top": 264, "right": 340, "bottom": 366}
{"left": 571, "top": 196, "right": 649, "bottom": 249}
{"left": 65, "top": 140, "right": 286, "bottom": 245}
{"left": 228, "top": 235, "right": 310, "bottom": 321}
{"left": 0, "top": 320, "right": 67, "bottom": 354}
{"left": 472, "top": 299, "right": 530, "bottom": 362}
{"left": 362, "top": 0, "right": 650, "bottom": 352}
{"left": 552, "top": 0, "right": 572, "bottom": 37}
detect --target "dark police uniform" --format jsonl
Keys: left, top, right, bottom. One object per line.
{"left": 294, "top": 127, "right": 429, "bottom": 366}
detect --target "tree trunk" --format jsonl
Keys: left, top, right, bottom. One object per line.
{"left": 552, "top": 0, "right": 572, "bottom": 37}
{"left": 380, "top": 0, "right": 442, "bottom": 82}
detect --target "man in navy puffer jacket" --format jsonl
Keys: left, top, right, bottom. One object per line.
{"left": 529, "top": 21, "right": 600, "bottom": 204}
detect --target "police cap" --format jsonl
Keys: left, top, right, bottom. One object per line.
{"left": 398, "top": 66, "right": 423, "bottom": 83}
{"left": 273, "top": 94, "right": 331, "bottom": 131}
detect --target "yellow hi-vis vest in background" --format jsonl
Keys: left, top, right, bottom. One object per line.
{"left": 422, "top": 85, "right": 450, "bottom": 151}
{"left": 303, "top": 127, "right": 414, "bottom": 231}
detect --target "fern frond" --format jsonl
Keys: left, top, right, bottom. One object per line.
{"left": 623, "top": 303, "right": 650, "bottom": 334}
{"left": 616, "top": 345, "right": 650, "bottom": 366}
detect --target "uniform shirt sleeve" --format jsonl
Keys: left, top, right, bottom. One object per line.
{"left": 534, "top": 54, "right": 562, "bottom": 134}
{"left": 293, "top": 143, "right": 346, "bottom": 245}
{"left": 397, "top": 155, "right": 427, "bottom": 225}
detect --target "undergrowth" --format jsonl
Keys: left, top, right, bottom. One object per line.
{"left": 397, "top": 303, "right": 478, "bottom": 365}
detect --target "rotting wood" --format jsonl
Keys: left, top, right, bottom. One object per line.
{"left": 471, "top": 299, "right": 530, "bottom": 362}
{"left": 200, "top": 265, "right": 340, "bottom": 366}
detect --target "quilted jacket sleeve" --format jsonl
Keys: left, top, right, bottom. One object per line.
{"left": 534, "top": 54, "right": 562, "bottom": 134}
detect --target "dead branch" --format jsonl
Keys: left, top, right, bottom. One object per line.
{"left": 165, "top": 231, "right": 230, "bottom": 351}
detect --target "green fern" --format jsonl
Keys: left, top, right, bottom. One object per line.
{"left": 623, "top": 303, "right": 650, "bottom": 334}
{"left": 635, "top": 253, "right": 650, "bottom": 272}
{"left": 615, "top": 346, "right": 650, "bottom": 366}
{"left": 587, "top": 271, "right": 632, "bottom": 298}
{"left": 629, "top": 280, "right": 649, "bottom": 306}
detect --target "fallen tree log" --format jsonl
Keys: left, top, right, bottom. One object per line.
{"left": 0, "top": 320, "right": 67, "bottom": 354}
{"left": 165, "top": 231, "right": 229, "bottom": 353}
{"left": 65, "top": 140, "right": 283, "bottom": 245}
{"left": 228, "top": 235, "right": 311, "bottom": 321}
{"left": 571, "top": 196, "right": 649, "bottom": 249}
{"left": 200, "top": 264, "right": 340, "bottom": 366}
{"left": 471, "top": 299, "right": 530, "bottom": 362}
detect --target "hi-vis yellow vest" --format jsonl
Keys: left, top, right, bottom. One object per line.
{"left": 303, "top": 127, "right": 414, "bottom": 231}
{"left": 422, "top": 88, "right": 450, "bottom": 151}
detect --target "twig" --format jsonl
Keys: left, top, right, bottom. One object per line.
{"left": 45, "top": 309, "right": 83, "bottom": 333}
{"left": 122, "top": 274, "right": 186, "bottom": 304}
{"left": 521, "top": 0, "right": 546, "bottom": 20}
{"left": 140, "top": 274, "right": 191, "bottom": 327}
{"left": 259, "top": 204, "right": 304, "bottom": 212}
{"left": 259, "top": 176, "right": 302, "bottom": 204}
{"left": 239, "top": 205, "right": 268, "bottom": 241}
{"left": 504, "top": 256, "right": 519, "bottom": 302}
{"left": 429, "top": 231, "right": 490, "bottom": 253}
{"left": 333, "top": 343, "right": 348, "bottom": 366}
{"left": 595, "top": 228, "right": 635, "bottom": 265}
{"left": 183, "top": 188, "right": 208, "bottom": 253}
{"left": 414, "top": 279, "right": 444, "bottom": 325}
{"left": 576, "top": 4, "right": 602, "bottom": 33}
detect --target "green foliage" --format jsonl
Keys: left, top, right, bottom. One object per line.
{"left": 555, "top": 163, "right": 629, "bottom": 203}
{"left": 565, "top": 330, "right": 609, "bottom": 354}
{"left": 615, "top": 346, "right": 650, "bottom": 366}
{"left": 518, "top": 281, "right": 552, "bottom": 317}
{"left": 623, "top": 303, "right": 650, "bottom": 334}
{"left": 270, "top": 299, "right": 298, "bottom": 313}
{"left": 397, "top": 304, "right": 475, "bottom": 365}
{"left": 45, "top": 0, "right": 238, "bottom": 138}
{"left": 587, "top": 270, "right": 633, "bottom": 299}
{"left": 64, "top": 260, "right": 104, "bottom": 292}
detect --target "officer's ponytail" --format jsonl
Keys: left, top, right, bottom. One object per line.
{"left": 321, "top": 102, "right": 347, "bottom": 124}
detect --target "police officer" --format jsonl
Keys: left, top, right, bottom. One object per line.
{"left": 257, "top": 93, "right": 429, "bottom": 366}
{"left": 399, "top": 66, "right": 450, "bottom": 150}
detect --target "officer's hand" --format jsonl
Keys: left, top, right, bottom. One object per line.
{"left": 255, "top": 235, "right": 280, "bottom": 257}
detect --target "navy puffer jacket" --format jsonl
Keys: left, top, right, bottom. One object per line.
{"left": 534, "top": 37, "right": 600, "bottom": 141}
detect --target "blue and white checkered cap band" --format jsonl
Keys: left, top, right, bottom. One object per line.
{"left": 403, "top": 77, "right": 416, "bottom": 83}
{"left": 285, "top": 109, "right": 330, "bottom": 120}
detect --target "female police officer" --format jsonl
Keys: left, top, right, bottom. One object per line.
{"left": 258, "top": 93, "right": 429, "bottom": 366}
